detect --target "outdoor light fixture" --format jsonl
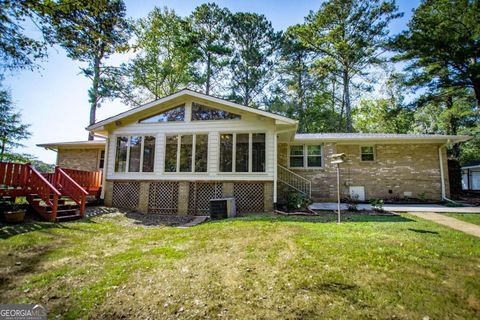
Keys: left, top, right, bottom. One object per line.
{"left": 331, "top": 153, "right": 346, "bottom": 223}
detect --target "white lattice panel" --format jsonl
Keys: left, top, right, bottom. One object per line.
{"left": 148, "top": 182, "right": 179, "bottom": 214}
{"left": 112, "top": 182, "right": 140, "bottom": 209}
{"left": 233, "top": 183, "right": 264, "bottom": 213}
{"left": 188, "top": 182, "right": 222, "bottom": 215}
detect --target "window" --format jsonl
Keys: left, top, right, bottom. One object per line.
{"left": 115, "top": 137, "right": 128, "bottom": 172}
{"left": 98, "top": 150, "right": 105, "bottom": 169}
{"left": 165, "top": 134, "right": 209, "bottom": 173}
{"left": 220, "top": 133, "right": 266, "bottom": 173}
{"left": 114, "top": 136, "right": 156, "bottom": 172}
{"left": 139, "top": 104, "right": 185, "bottom": 123}
{"left": 191, "top": 102, "right": 241, "bottom": 121}
{"left": 360, "top": 146, "right": 375, "bottom": 161}
{"left": 289, "top": 145, "right": 323, "bottom": 168}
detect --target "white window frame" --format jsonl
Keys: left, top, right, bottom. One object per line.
{"left": 164, "top": 133, "right": 209, "bottom": 173}
{"left": 288, "top": 144, "right": 323, "bottom": 169}
{"left": 114, "top": 135, "right": 156, "bottom": 173}
{"left": 219, "top": 132, "right": 267, "bottom": 174}
{"left": 360, "top": 145, "right": 375, "bottom": 162}
{"left": 97, "top": 149, "right": 105, "bottom": 170}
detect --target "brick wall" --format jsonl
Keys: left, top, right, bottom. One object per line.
{"left": 279, "top": 143, "right": 448, "bottom": 201}
{"left": 57, "top": 148, "right": 102, "bottom": 171}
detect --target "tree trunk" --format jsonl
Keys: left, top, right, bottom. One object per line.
{"left": 445, "top": 94, "right": 460, "bottom": 158}
{"left": 473, "top": 79, "right": 480, "bottom": 110}
{"left": 89, "top": 56, "right": 101, "bottom": 141}
{"left": 0, "top": 138, "right": 5, "bottom": 162}
{"left": 205, "top": 52, "right": 211, "bottom": 95}
{"left": 343, "top": 70, "right": 352, "bottom": 132}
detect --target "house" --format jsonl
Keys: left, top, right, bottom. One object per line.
{"left": 461, "top": 161, "right": 480, "bottom": 191}
{"left": 38, "top": 89, "right": 470, "bottom": 215}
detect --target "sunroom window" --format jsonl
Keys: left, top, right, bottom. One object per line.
{"left": 220, "top": 133, "right": 266, "bottom": 173}
{"left": 289, "top": 145, "right": 322, "bottom": 168}
{"left": 114, "top": 136, "right": 156, "bottom": 172}
{"left": 139, "top": 104, "right": 185, "bottom": 123}
{"left": 165, "top": 134, "right": 208, "bottom": 173}
{"left": 191, "top": 102, "right": 241, "bottom": 121}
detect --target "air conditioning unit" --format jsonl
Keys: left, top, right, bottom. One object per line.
{"left": 209, "top": 198, "right": 236, "bottom": 219}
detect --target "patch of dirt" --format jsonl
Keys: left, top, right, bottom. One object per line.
{"left": 123, "top": 211, "right": 197, "bottom": 227}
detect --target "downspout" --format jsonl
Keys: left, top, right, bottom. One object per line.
{"left": 438, "top": 143, "right": 457, "bottom": 203}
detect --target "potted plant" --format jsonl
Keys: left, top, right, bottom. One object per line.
{"left": 3, "top": 203, "right": 27, "bottom": 223}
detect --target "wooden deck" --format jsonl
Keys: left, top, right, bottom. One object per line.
{"left": 0, "top": 162, "right": 102, "bottom": 222}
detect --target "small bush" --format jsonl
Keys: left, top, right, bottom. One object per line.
{"left": 369, "top": 198, "right": 384, "bottom": 212}
{"left": 286, "top": 192, "right": 311, "bottom": 211}
{"left": 344, "top": 194, "right": 359, "bottom": 211}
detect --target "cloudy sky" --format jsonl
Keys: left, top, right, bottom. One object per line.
{"left": 4, "top": 0, "right": 419, "bottom": 164}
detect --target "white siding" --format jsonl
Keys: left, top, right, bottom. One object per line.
{"left": 104, "top": 99, "right": 276, "bottom": 182}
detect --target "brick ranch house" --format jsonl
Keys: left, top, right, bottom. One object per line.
{"left": 38, "top": 89, "right": 470, "bottom": 214}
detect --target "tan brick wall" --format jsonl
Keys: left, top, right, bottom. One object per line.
{"left": 57, "top": 148, "right": 103, "bottom": 171}
{"left": 278, "top": 143, "right": 446, "bottom": 201}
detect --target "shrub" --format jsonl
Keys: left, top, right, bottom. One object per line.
{"left": 286, "top": 192, "right": 311, "bottom": 211}
{"left": 369, "top": 198, "right": 384, "bottom": 212}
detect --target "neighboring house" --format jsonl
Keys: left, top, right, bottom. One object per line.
{"left": 38, "top": 89, "right": 470, "bottom": 214}
{"left": 461, "top": 161, "right": 480, "bottom": 191}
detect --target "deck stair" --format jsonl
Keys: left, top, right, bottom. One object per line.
{"left": 0, "top": 162, "right": 93, "bottom": 222}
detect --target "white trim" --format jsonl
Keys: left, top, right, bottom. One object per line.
{"left": 359, "top": 145, "right": 376, "bottom": 162}
{"left": 287, "top": 144, "right": 324, "bottom": 169}
{"left": 100, "top": 137, "right": 109, "bottom": 199}
{"left": 87, "top": 89, "right": 297, "bottom": 131}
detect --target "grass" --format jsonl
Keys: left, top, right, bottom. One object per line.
{"left": 0, "top": 210, "right": 479, "bottom": 319}
{"left": 443, "top": 213, "right": 480, "bottom": 226}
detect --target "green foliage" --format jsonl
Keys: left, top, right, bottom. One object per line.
{"left": 189, "top": 3, "right": 232, "bottom": 95}
{"left": 286, "top": 192, "right": 311, "bottom": 211}
{"left": 2, "top": 152, "right": 54, "bottom": 172}
{"left": 369, "top": 198, "right": 385, "bottom": 212}
{"left": 392, "top": 0, "right": 480, "bottom": 107}
{"left": 290, "top": 0, "right": 401, "bottom": 132}
{"left": 48, "top": 0, "right": 130, "bottom": 137}
{"left": 0, "top": 0, "right": 51, "bottom": 72}
{"left": 227, "top": 12, "right": 280, "bottom": 106}
{"left": 0, "top": 83, "right": 30, "bottom": 161}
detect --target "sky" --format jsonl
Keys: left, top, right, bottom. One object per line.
{"left": 4, "top": 0, "right": 420, "bottom": 164}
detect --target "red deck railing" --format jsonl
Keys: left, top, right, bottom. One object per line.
{"left": 55, "top": 167, "right": 88, "bottom": 217}
{"left": 62, "top": 168, "right": 102, "bottom": 197}
{"left": 25, "top": 164, "right": 61, "bottom": 213}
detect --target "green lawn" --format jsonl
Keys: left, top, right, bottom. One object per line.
{"left": 0, "top": 210, "right": 479, "bottom": 319}
{"left": 443, "top": 212, "right": 480, "bottom": 226}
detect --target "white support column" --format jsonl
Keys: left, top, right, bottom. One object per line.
{"left": 273, "top": 131, "right": 278, "bottom": 203}
{"left": 100, "top": 136, "right": 110, "bottom": 200}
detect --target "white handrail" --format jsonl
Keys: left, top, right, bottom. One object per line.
{"left": 277, "top": 165, "right": 311, "bottom": 198}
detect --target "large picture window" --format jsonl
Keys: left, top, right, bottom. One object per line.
{"left": 114, "top": 136, "right": 156, "bottom": 172}
{"left": 191, "top": 102, "right": 241, "bottom": 121}
{"left": 165, "top": 134, "right": 208, "bottom": 173}
{"left": 220, "top": 133, "right": 266, "bottom": 173}
{"left": 289, "top": 145, "right": 322, "bottom": 168}
{"left": 139, "top": 104, "right": 185, "bottom": 123}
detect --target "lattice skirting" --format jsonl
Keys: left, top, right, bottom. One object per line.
{"left": 233, "top": 182, "right": 264, "bottom": 213}
{"left": 112, "top": 182, "right": 140, "bottom": 209}
{"left": 148, "top": 182, "right": 179, "bottom": 214}
{"left": 188, "top": 182, "right": 223, "bottom": 215}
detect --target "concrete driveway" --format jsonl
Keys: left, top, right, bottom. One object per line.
{"left": 309, "top": 202, "right": 480, "bottom": 213}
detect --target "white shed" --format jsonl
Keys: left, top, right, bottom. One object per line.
{"left": 462, "top": 161, "right": 480, "bottom": 191}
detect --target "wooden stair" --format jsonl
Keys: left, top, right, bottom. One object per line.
{"left": 0, "top": 162, "right": 96, "bottom": 222}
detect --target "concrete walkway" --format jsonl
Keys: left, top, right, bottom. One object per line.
{"left": 309, "top": 202, "right": 480, "bottom": 213}
{"left": 406, "top": 211, "right": 480, "bottom": 238}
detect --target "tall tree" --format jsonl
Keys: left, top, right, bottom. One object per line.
{"left": 0, "top": 0, "right": 51, "bottom": 72}
{"left": 392, "top": 0, "right": 480, "bottom": 108}
{"left": 228, "top": 12, "right": 280, "bottom": 107}
{"left": 49, "top": 0, "right": 129, "bottom": 139}
{"left": 291, "top": 0, "right": 401, "bottom": 132}
{"left": 115, "top": 7, "right": 196, "bottom": 106}
{"left": 0, "top": 82, "right": 30, "bottom": 161}
{"left": 189, "top": 3, "right": 231, "bottom": 95}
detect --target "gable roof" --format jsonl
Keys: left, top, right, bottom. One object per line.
{"left": 86, "top": 88, "right": 298, "bottom": 131}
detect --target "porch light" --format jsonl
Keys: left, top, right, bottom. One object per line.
{"left": 331, "top": 153, "right": 346, "bottom": 223}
